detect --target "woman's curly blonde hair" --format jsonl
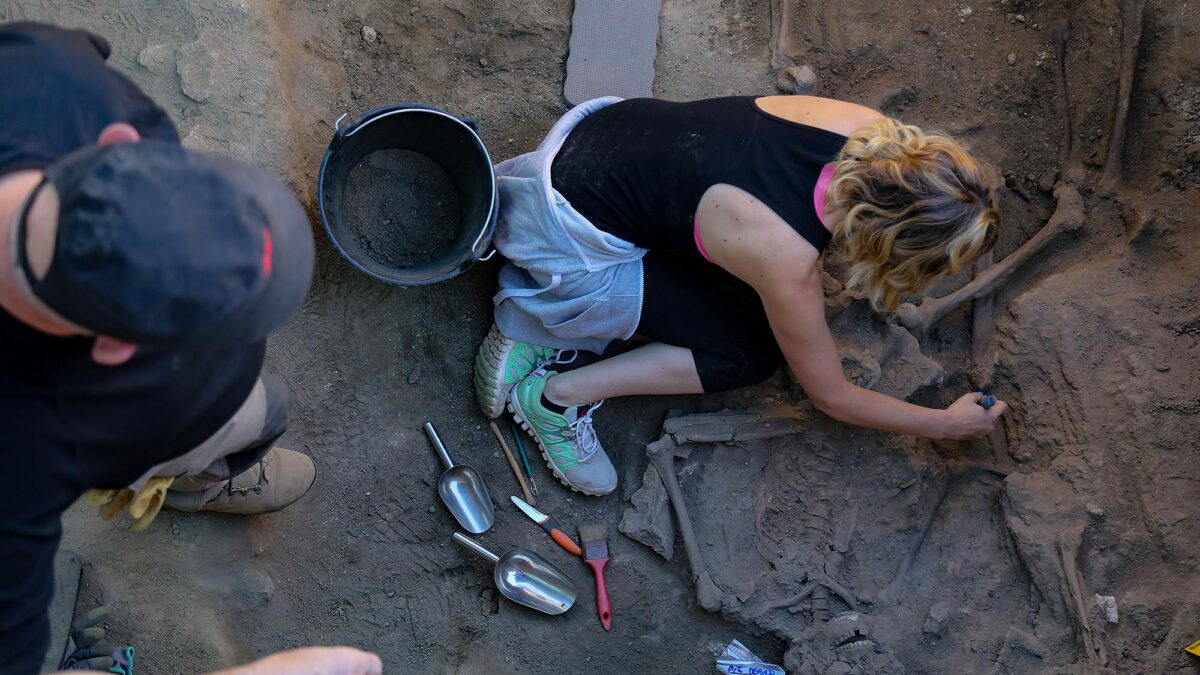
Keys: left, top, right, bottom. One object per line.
{"left": 829, "top": 117, "right": 999, "bottom": 312}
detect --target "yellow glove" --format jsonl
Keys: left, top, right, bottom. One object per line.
{"left": 82, "top": 476, "right": 175, "bottom": 532}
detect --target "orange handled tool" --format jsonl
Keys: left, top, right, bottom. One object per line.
{"left": 511, "top": 496, "right": 583, "bottom": 557}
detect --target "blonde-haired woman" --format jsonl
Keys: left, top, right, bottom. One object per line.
{"left": 475, "top": 95, "right": 1009, "bottom": 496}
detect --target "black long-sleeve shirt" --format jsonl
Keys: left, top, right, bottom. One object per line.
{"left": 0, "top": 23, "right": 263, "bottom": 673}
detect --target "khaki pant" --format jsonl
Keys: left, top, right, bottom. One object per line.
{"left": 128, "top": 374, "right": 290, "bottom": 492}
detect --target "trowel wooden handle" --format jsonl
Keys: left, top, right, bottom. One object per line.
{"left": 585, "top": 558, "right": 612, "bottom": 631}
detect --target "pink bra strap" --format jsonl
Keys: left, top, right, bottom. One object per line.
{"left": 814, "top": 162, "right": 837, "bottom": 228}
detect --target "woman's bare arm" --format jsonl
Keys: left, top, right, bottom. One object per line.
{"left": 697, "top": 185, "right": 1006, "bottom": 440}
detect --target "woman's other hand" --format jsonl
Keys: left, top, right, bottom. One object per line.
{"left": 939, "top": 392, "right": 1008, "bottom": 440}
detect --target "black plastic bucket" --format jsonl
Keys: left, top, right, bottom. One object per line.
{"left": 317, "top": 103, "right": 497, "bottom": 286}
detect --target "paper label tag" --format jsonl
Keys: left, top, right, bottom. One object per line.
{"left": 1185, "top": 638, "right": 1200, "bottom": 657}
{"left": 716, "top": 640, "right": 785, "bottom": 675}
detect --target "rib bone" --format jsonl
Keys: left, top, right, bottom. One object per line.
{"left": 896, "top": 184, "right": 1084, "bottom": 334}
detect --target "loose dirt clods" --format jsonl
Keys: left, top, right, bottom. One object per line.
{"left": 342, "top": 149, "right": 462, "bottom": 270}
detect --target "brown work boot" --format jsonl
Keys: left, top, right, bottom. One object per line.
{"left": 163, "top": 448, "right": 316, "bottom": 515}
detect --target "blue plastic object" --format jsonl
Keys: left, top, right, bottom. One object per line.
{"left": 106, "top": 645, "right": 133, "bottom": 674}
{"left": 976, "top": 392, "right": 996, "bottom": 409}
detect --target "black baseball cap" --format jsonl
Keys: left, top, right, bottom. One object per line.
{"left": 15, "top": 140, "right": 314, "bottom": 346}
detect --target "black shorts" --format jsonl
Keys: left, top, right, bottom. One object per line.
{"left": 634, "top": 251, "right": 784, "bottom": 393}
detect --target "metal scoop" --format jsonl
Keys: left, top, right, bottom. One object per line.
{"left": 426, "top": 422, "right": 494, "bottom": 533}
{"left": 452, "top": 533, "right": 577, "bottom": 615}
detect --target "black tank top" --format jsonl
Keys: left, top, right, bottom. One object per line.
{"left": 550, "top": 96, "right": 846, "bottom": 256}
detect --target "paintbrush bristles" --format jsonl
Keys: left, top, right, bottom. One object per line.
{"left": 578, "top": 521, "right": 609, "bottom": 559}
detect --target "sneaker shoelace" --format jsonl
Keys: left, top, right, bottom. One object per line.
{"left": 542, "top": 349, "right": 577, "bottom": 369}
{"left": 567, "top": 400, "right": 604, "bottom": 462}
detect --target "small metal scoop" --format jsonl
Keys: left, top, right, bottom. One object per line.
{"left": 426, "top": 422, "right": 494, "bottom": 533}
{"left": 452, "top": 532, "right": 577, "bottom": 615}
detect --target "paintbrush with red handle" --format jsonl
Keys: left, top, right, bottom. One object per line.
{"left": 578, "top": 521, "right": 612, "bottom": 631}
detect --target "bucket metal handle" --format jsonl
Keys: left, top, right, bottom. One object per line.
{"left": 333, "top": 103, "right": 481, "bottom": 139}
{"left": 424, "top": 422, "right": 455, "bottom": 470}
{"left": 453, "top": 532, "right": 500, "bottom": 564}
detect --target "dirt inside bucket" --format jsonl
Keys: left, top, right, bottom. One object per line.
{"left": 341, "top": 148, "right": 463, "bottom": 270}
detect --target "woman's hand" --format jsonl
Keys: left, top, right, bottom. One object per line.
{"left": 939, "top": 393, "right": 1008, "bottom": 440}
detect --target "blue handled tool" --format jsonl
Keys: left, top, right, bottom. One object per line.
{"left": 976, "top": 392, "right": 996, "bottom": 409}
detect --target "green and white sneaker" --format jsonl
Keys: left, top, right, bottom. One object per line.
{"left": 473, "top": 323, "right": 562, "bottom": 419}
{"left": 508, "top": 368, "right": 617, "bottom": 496}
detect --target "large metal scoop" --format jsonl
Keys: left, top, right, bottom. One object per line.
{"left": 426, "top": 422, "right": 494, "bottom": 533}
{"left": 452, "top": 533, "right": 577, "bottom": 615}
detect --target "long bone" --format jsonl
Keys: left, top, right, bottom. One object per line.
{"left": 1052, "top": 13, "right": 1076, "bottom": 166}
{"left": 1101, "top": 0, "right": 1146, "bottom": 186}
{"left": 769, "top": 0, "right": 798, "bottom": 69}
{"left": 647, "top": 435, "right": 723, "bottom": 612}
{"left": 896, "top": 183, "right": 1084, "bottom": 334}
{"left": 970, "top": 250, "right": 996, "bottom": 385}
{"left": 879, "top": 463, "right": 1007, "bottom": 605}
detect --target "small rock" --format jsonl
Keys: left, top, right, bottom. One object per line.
{"left": 1095, "top": 594, "right": 1118, "bottom": 624}
{"left": 410, "top": 6, "right": 418, "bottom": 14}
{"left": 231, "top": 568, "right": 274, "bottom": 610}
{"left": 175, "top": 41, "right": 214, "bottom": 103}
{"left": 776, "top": 64, "right": 817, "bottom": 94}
{"left": 618, "top": 465, "right": 675, "bottom": 560}
{"left": 361, "top": 25, "right": 378, "bottom": 43}
{"left": 481, "top": 588, "right": 498, "bottom": 617}
{"left": 407, "top": 366, "right": 421, "bottom": 385}
{"left": 1064, "top": 164, "right": 1087, "bottom": 184}
{"left": 479, "top": 57, "right": 489, "bottom": 67}
{"left": 923, "top": 602, "right": 951, "bottom": 638}
{"left": 1007, "top": 53, "right": 1017, "bottom": 66}
{"left": 387, "top": 591, "right": 395, "bottom": 598}
{"left": 492, "top": 452, "right": 501, "bottom": 459}
{"left": 1038, "top": 170, "right": 1058, "bottom": 193}
{"left": 1184, "top": 142, "right": 1200, "bottom": 165}
{"left": 137, "top": 44, "right": 175, "bottom": 75}
{"left": 1015, "top": 14, "right": 1026, "bottom": 22}
{"left": 1086, "top": 502, "right": 1105, "bottom": 519}
{"left": 427, "top": 505, "right": 437, "bottom": 514}
{"left": 840, "top": 348, "right": 881, "bottom": 390}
